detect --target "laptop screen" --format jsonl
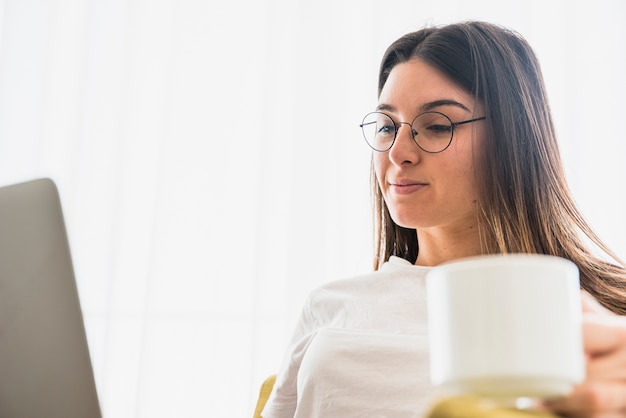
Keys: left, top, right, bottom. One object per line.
{"left": 0, "top": 178, "right": 101, "bottom": 418}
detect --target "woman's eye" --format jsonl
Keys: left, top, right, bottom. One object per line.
{"left": 378, "top": 125, "right": 396, "bottom": 136}
{"left": 425, "top": 124, "right": 452, "bottom": 135}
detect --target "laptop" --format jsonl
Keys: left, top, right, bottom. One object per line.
{"left": 0, "top": 178, "right": 101, "bottom": 417}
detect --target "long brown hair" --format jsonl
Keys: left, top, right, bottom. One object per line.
{"left": 372, "top": 21, "right": 626, "bottom": 314}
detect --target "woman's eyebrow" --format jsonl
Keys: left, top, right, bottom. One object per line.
{"left": 375, "top": 103, "right": 395, "bottom": 112}
{"left": 375, "top": 100, "right": 471, "bottom": 114}
{"left": 420, "top": 99, "right": 471, "bottom": 112}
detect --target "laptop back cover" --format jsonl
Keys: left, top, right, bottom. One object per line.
{"left": 0, "top": 178, "right": 101, "bottom": 418}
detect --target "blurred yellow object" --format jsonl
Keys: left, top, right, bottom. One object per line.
{"left": 252, "top": 375, "right": 276, "bottom": 418}
{"left": 427, "top": 396, "right": 557, "bottom": 418}
{"left": 251, "top": 376, "right": 557, "bottom": 418}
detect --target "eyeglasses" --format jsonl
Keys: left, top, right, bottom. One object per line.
{"left": 359, "top": 111, "right": 486, "bottom": 153}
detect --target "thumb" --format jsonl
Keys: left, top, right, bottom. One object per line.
{"left": 580, "top": 292, "right": 624, "bottom": 356}
{"left": 581, "top": 291, "right": 612, "bottom": 315}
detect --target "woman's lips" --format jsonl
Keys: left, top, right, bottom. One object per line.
{"left": 389, "top": 181, "right": 428, "bottom": 195}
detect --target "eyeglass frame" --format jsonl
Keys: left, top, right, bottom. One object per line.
{"left": 359, "top": 110, "right": 487, "bottom": 153}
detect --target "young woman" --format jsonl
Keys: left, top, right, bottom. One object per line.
{"left": 262, "top": 21, "right": 626, "bottom": 417}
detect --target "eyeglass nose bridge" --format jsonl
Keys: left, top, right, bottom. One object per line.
{"left": 393, "top": 121, "right": 420, "bottom": 146}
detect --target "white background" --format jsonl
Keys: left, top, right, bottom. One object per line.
{"left": 0, "top": 0, "right": 624, "bottom": 416}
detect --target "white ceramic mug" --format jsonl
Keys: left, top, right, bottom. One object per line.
{"left": 426, "top": 254, "right": 585, "bottom": 399}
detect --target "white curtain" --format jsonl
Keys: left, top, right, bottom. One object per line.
{"left": 0, "top": 0, "right": 624, "bottom": 416}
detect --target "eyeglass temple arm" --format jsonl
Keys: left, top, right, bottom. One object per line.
{"left": 452, "top": 116, "right": 486, "bottom": 128}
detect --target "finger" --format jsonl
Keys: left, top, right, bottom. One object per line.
{"left": 587, "top": 355, "right": 626, "bottom": 381}
{"left": 561, "top": 412, "right": 626, "bottom": 418}
{"left": 586, "top": 334, "right": 626, "bottom": 381}
{"left": 545, "top": 381, "right": 626, "bottom": 416}
{"left": 555, "top": 413, "right": 626, "bottom": 418}
{"left": 582, "top": 314, "right": 626, "bottom": 357}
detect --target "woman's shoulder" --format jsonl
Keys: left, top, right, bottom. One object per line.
{"left": 298, "top": 256, "right": 431, "bottom": 330}
{"left": 308, "top": 256, "right": 430, "bottom": 301}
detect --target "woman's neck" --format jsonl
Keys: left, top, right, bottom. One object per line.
{"left": 414, "top": 224, "right": 483, "bottom": 266}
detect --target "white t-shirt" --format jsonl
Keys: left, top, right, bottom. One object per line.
{"left": 263, "top": 256, "right": 437, "bottom": 418}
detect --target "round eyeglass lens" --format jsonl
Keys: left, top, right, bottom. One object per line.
{"left": 411, "top": 112, "right": 454, "bottom": 153}
{"left": 360, "top": 112, "right": 396, "bottom": 152}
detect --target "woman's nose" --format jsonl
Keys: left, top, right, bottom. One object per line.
{"left": 388, "top": 123, "right": 421, "bottom": 166}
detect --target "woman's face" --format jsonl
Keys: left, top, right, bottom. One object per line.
{"left": 374, "top": 59, "right": 486, "bottom": 233}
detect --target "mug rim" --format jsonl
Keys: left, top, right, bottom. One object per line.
{"left": 428, "top": 253, "right": 578, "bottom": 275}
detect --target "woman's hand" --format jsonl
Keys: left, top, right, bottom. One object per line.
{"left": 545, "top": 292, "right": 626, "bottom": 417}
